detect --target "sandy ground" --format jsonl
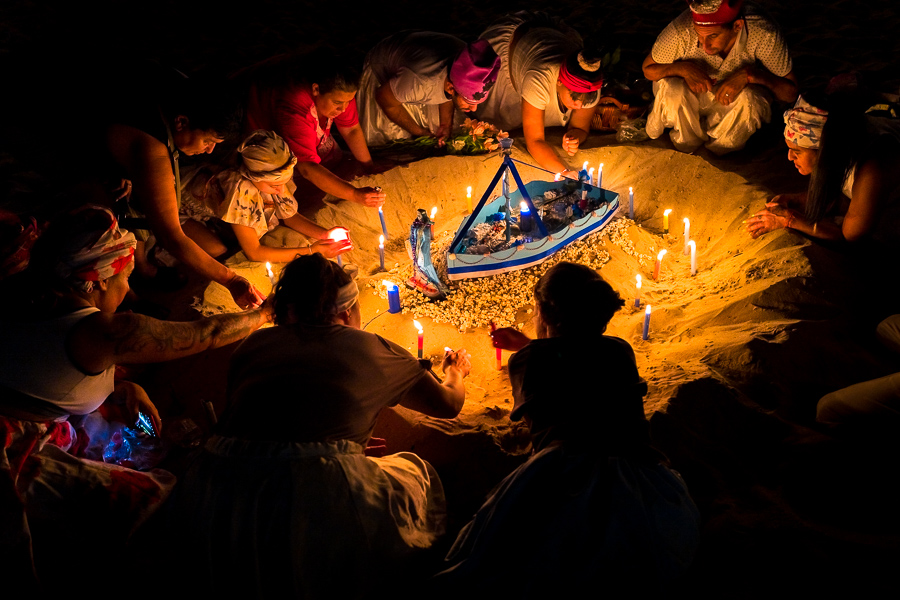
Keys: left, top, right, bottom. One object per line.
{"left": 4, "top": 0, "right": 900, "bottom": 595}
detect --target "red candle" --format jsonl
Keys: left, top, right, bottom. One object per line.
{"left": 654, "top": 249, "right": 667, "bottom": 281}
{"left": 414, "top": 320, "right": 424, "bottom": 358}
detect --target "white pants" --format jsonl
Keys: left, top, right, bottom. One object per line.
{"left": 645, "top": 77, "right": 772, "bottom": 155}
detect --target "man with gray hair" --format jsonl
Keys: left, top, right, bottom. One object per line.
{"left": 642, "top": 0, "right": 798, "bottom": 154}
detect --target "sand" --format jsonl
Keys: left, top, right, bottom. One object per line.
{"left": 4, "top": 0, "right": 900, "bottom": 595}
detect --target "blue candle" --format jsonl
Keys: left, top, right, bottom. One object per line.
{"left": 379, "top": 235, "right": 385, "bottom": 271}
{"left": 634, "top": 274, "right": 641, "bottom": 308}
{"left": 385, "top": 281, "right": 401, "bottom": 314}
{"left": 519, "top": 201, "right": 533, "bottom": 232}
{"left": 378, "top": 206, "right": 388, "bottom": 240}
{"left": 642, "top": 305, "right": 651, "bottom": 340}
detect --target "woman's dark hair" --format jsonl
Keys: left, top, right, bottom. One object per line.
{"left": 533, "top": 262, "right": 624, "bottom": 336}
{"left": 272, "top": 254, "right": 350, "bottom": 326}
{"left": 244, "top": 49, "right": 361, "bottom": 96}
{"left": 562, "top": 33, "right": 617, "bottom": 107}
{"left": 805, "top": 85, "right": 876, "bottom": 223}
{"left": 160, "top": 73, "right": 243, "bottom": 140}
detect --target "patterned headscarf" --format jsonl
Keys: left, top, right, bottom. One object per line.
{"left": 784, "top": 96, "right": 829, "bottom": 149}
{"left": 449, "top": 40, "right": 501, "bottom": 105}
{"left": 55, "top": 206, "right": 136, "bottom": 293}
{"left": 238, "top": 130, "right": 298, "bottom": 183}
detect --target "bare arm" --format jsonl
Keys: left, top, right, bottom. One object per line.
{"left": 375, "top": 83, "right": 432, "bottom": 137}
{"left": 642, "top": 55, "right": 714, "bottom": 93}
{"left": 716, "top": 67, "right": 798, "bottom": 106}
{"left": 561, "top": 106, "right": 596, "bottom": 156}
{"left": 522, "top": 100, "right": 570, "bottom": 173}
{"left": 294, "top": 161, "right": 385, "bottom": 207}
{"left": 230, "top": 221, "right": 350, "bottom": 261}
{"left": 397, "top": 350, "right": 470, "bottom": 419}
{"left": 336, "top": 123, "right": 374, "bottom": 166}
{"left": 69, "top": 304, "right": 273, "bottom": 373}
{"left": 436, "top": 100, "right": 454, "bottom": 140}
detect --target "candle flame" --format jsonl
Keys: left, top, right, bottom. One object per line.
{"left": 265, "top": 261, "right": 273, "bottom": 277}
{"left": 664, "top": 209, "right": 672, "bottom": 217}
{"left": 379, "top": 234, "right": 384, "bottom": 246}
{"left": 378, "top": 206, "right": 383, "bottom": 213}
{"left": 466, "top": 186, "right": 472, "bottom": 196}
{"left": 645, "top": 304, "right": 652, "bottom": 315}
{"left": 413, "top": 320, "right": 423, "bottom": 333}
{"left": 636, "top": 274, "right": 642, "bottom": 288}
{"left": 554, "top": 173, "right": 561, "bottom": 181}
{"left": 328, "top": 228, "right": 349, "bottom": 242}
{"left": 688, "top": 240, "right": 696, "bottom": 250}
{"left": 684, "top": 217, "right": 690, "bottom": 225}
{"left": 519, "top": 200, "right": 529, "bottom": 212}
{"left": 582, "top": 161, "right": 588, "bottom": 171}
{"left": 657, "top": 249, "right": 667, "bottom": 260}
{"left": 444, "top": 346, "right": 452, "bottom": 352}
{"left": 382, "top": 280, "right": 397, "bottom": 290}
{"left": 599, "top": 163, "right": 604, "bottom": 169}
{"left": 430, "top": 207, "right": 437, "bottom": 219}
{"left": 629, "top": 186, "right": 633, "bottom": 193}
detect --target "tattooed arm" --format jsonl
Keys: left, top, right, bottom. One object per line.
{"left": 67, "top": 302, "right": 273, "bottom": 374}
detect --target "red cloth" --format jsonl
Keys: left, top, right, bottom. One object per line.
{"left": 246, "top": 83, "right": 358, "bottom": 165}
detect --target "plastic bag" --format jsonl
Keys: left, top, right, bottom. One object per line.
{"left": 616, "top": 118, "right": 649, "bottom": 143}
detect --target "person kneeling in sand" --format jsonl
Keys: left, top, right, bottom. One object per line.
{"left": 746, "top": 91, "right": 900, "bottom": 243}
{"left": 180, "top": 130, "right": 351, "bottom": 263}
{"left": 643, "top": 0, "right": 797, "bottom": 154}
{"left": 357, "top": 32, "right": 500, "bottom": 146}
{"left": 434, "top": 262, "right": 700, "bottom": 595}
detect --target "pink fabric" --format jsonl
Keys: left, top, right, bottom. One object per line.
{"left": 246, "top": 83, "right": 359, "bottom": 165}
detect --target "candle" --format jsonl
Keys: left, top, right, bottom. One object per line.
{"left": 378, "top": 206, "right": 388, "bottom": 240}
{"left": 663, "top": 209, "right": 673, "bottom": 234}
{"left": 378, "top": 235, "right": 385, "bottom": 271}
{"left": 466, "top": 186, "right": 473, "bottom": 213}
{"left": 688, "top": 240, "right": 697, "bottom": 276}
{"left": 328, "top": 228, "right": 349, "bottom": 268}
{"left": 430, "top": 206, "right": 437, "bottom": 222}
{"left": 413, "top": 320, "right": 424, "bottom": 358}
{"left": 683, "top": 218, "right": 690, "bottom": 255}
{"left": 635, "top": 274, "right": 641, "bottom": 308}
{"left": 629, "top": 187, "right": 634, "bottom": 219}
{"left": 519, "top": 201, "right": 533, "bottom": 232}
{"left": 554, "top": 172, "right": 561, "bottom": 182}
{"left": 384, "top": 280, "right": 401, "bottom": 314}
{"left": 654, "top": 249, "right": 667, "bottom": 280}
{"left": 597, "top": 163, "right": 604, "bottom": 187}
{"left": 582, "top": 160, "right": 589, "bottom": 173}
{"left": 496, "top": 346, "right": 502, "bottom": 371}
{"left": 642, "top": 305, "right": 652, "bottom": 341}
{"left": 588, "top": 167, "right": 594, "bottom": 186}
{"left": 265, "top": 261, "right": 276, "bottom": 290}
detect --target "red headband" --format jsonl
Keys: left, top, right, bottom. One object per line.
{"left": 558, "top": 62, "right": 603, "bottom": 94}
{"left": 690, "top": 0, "right": 744, "bottom": 26}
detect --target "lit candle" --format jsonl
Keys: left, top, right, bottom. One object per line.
{"left": 582, "top": 160, "right": 589, "bottom": 174}
{"left": 378, "top": 206, "right": 388, "bottom": 240}
{"left": 554, "top": 172, "right": 561, "bottom": 182}
{"left": 384, "top": 280, "right": 401, "bottom": 314}
{"left": 635, "top": 274, "right": 641, "bottom": 308}
{"left": 597, "top": 163, "right": 604, "bottom": 187}
{"left": 265, "top": 261, "right": 276, "bottom": 290}
{"left": 413, "top": 320, "right": 424, "bottom": 358}
{"left": 466, "top": 186, "right": 473, "bottom": 213}
{"left": 430, "top": 206, "right": 437, "bottom": 223}
{"left": 683, "top": 218, "right": 690, "bottom": 255}
{"left": 663, "top": 209, "right": 673, "bottom": 234}
{"left": 378, "top": 235, "right": 385, "bottom": 271}
{"left": 490, "top": 321, "right": 502, "bottom": 370}
{"left": 328, "top": 228, "right": 349, "bottom": 268}
{"left": 519, "top": 200, "right": 533, "bottom": 232}
{"left": 688, "top": 240, "right": 697, "bottom": 276}
{"left": 629, "top": 187, "right": 634, "bottom": 219}
{"left": 654, "top": 249, "right": 667, "bottom": 280}
{"left": 642, "top": 305, "right": 652, "bottom": 341}
{"left": 588, "top": 167, "right": 594, "bottom": 186}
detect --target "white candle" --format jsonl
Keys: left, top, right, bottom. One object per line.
{"left": 635, "top": 274, "right": 641, "bottom": 308}
{"left": 582, "top": 160, "right": 589, "bottom": 173}
{"left": 379, "top": 235, "right": 385, "bottom": 271}
{"left": 597, "top": 163, "right": 604, "bottom": 187}
{"left": 663, "top": 209, "right": 673, "bottom": 234}
{"left": 588, "top": 167, "right": 594, "bottom": 186}
{"left": 683, "top": 218, "right": 690, "bottom": 255}
{"left": 430, "top": 206, "right": 437, "bottom": 221}
{"left": 688, "top": 240, "right": 697, "bottom": 276}
{"left": 654, "top": 249, "right": 667, "bottom": 280}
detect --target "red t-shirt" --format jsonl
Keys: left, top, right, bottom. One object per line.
{"left": 245, "top": 83, "right": 359, "bottom": 164}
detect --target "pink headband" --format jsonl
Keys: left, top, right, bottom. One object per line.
{"left": 558, "top": 61, "right": 603, "bottom": 94}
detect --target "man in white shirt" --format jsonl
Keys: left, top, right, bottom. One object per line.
{"left": 642, "top": 0, "right": 798, "bottom": 154}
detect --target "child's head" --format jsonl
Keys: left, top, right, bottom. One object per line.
{"left": 237, "top": 130, "right": 297, "bottom": 195}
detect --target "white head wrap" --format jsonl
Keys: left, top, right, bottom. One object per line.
{"left": 238, "top": 130, "right": 297, "bottom": 183}
{"left": 332, "top": 280, "right": 359, "bottom": 314}
{"left": 784, "top": 96, "right": 829, "bottom": 149}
